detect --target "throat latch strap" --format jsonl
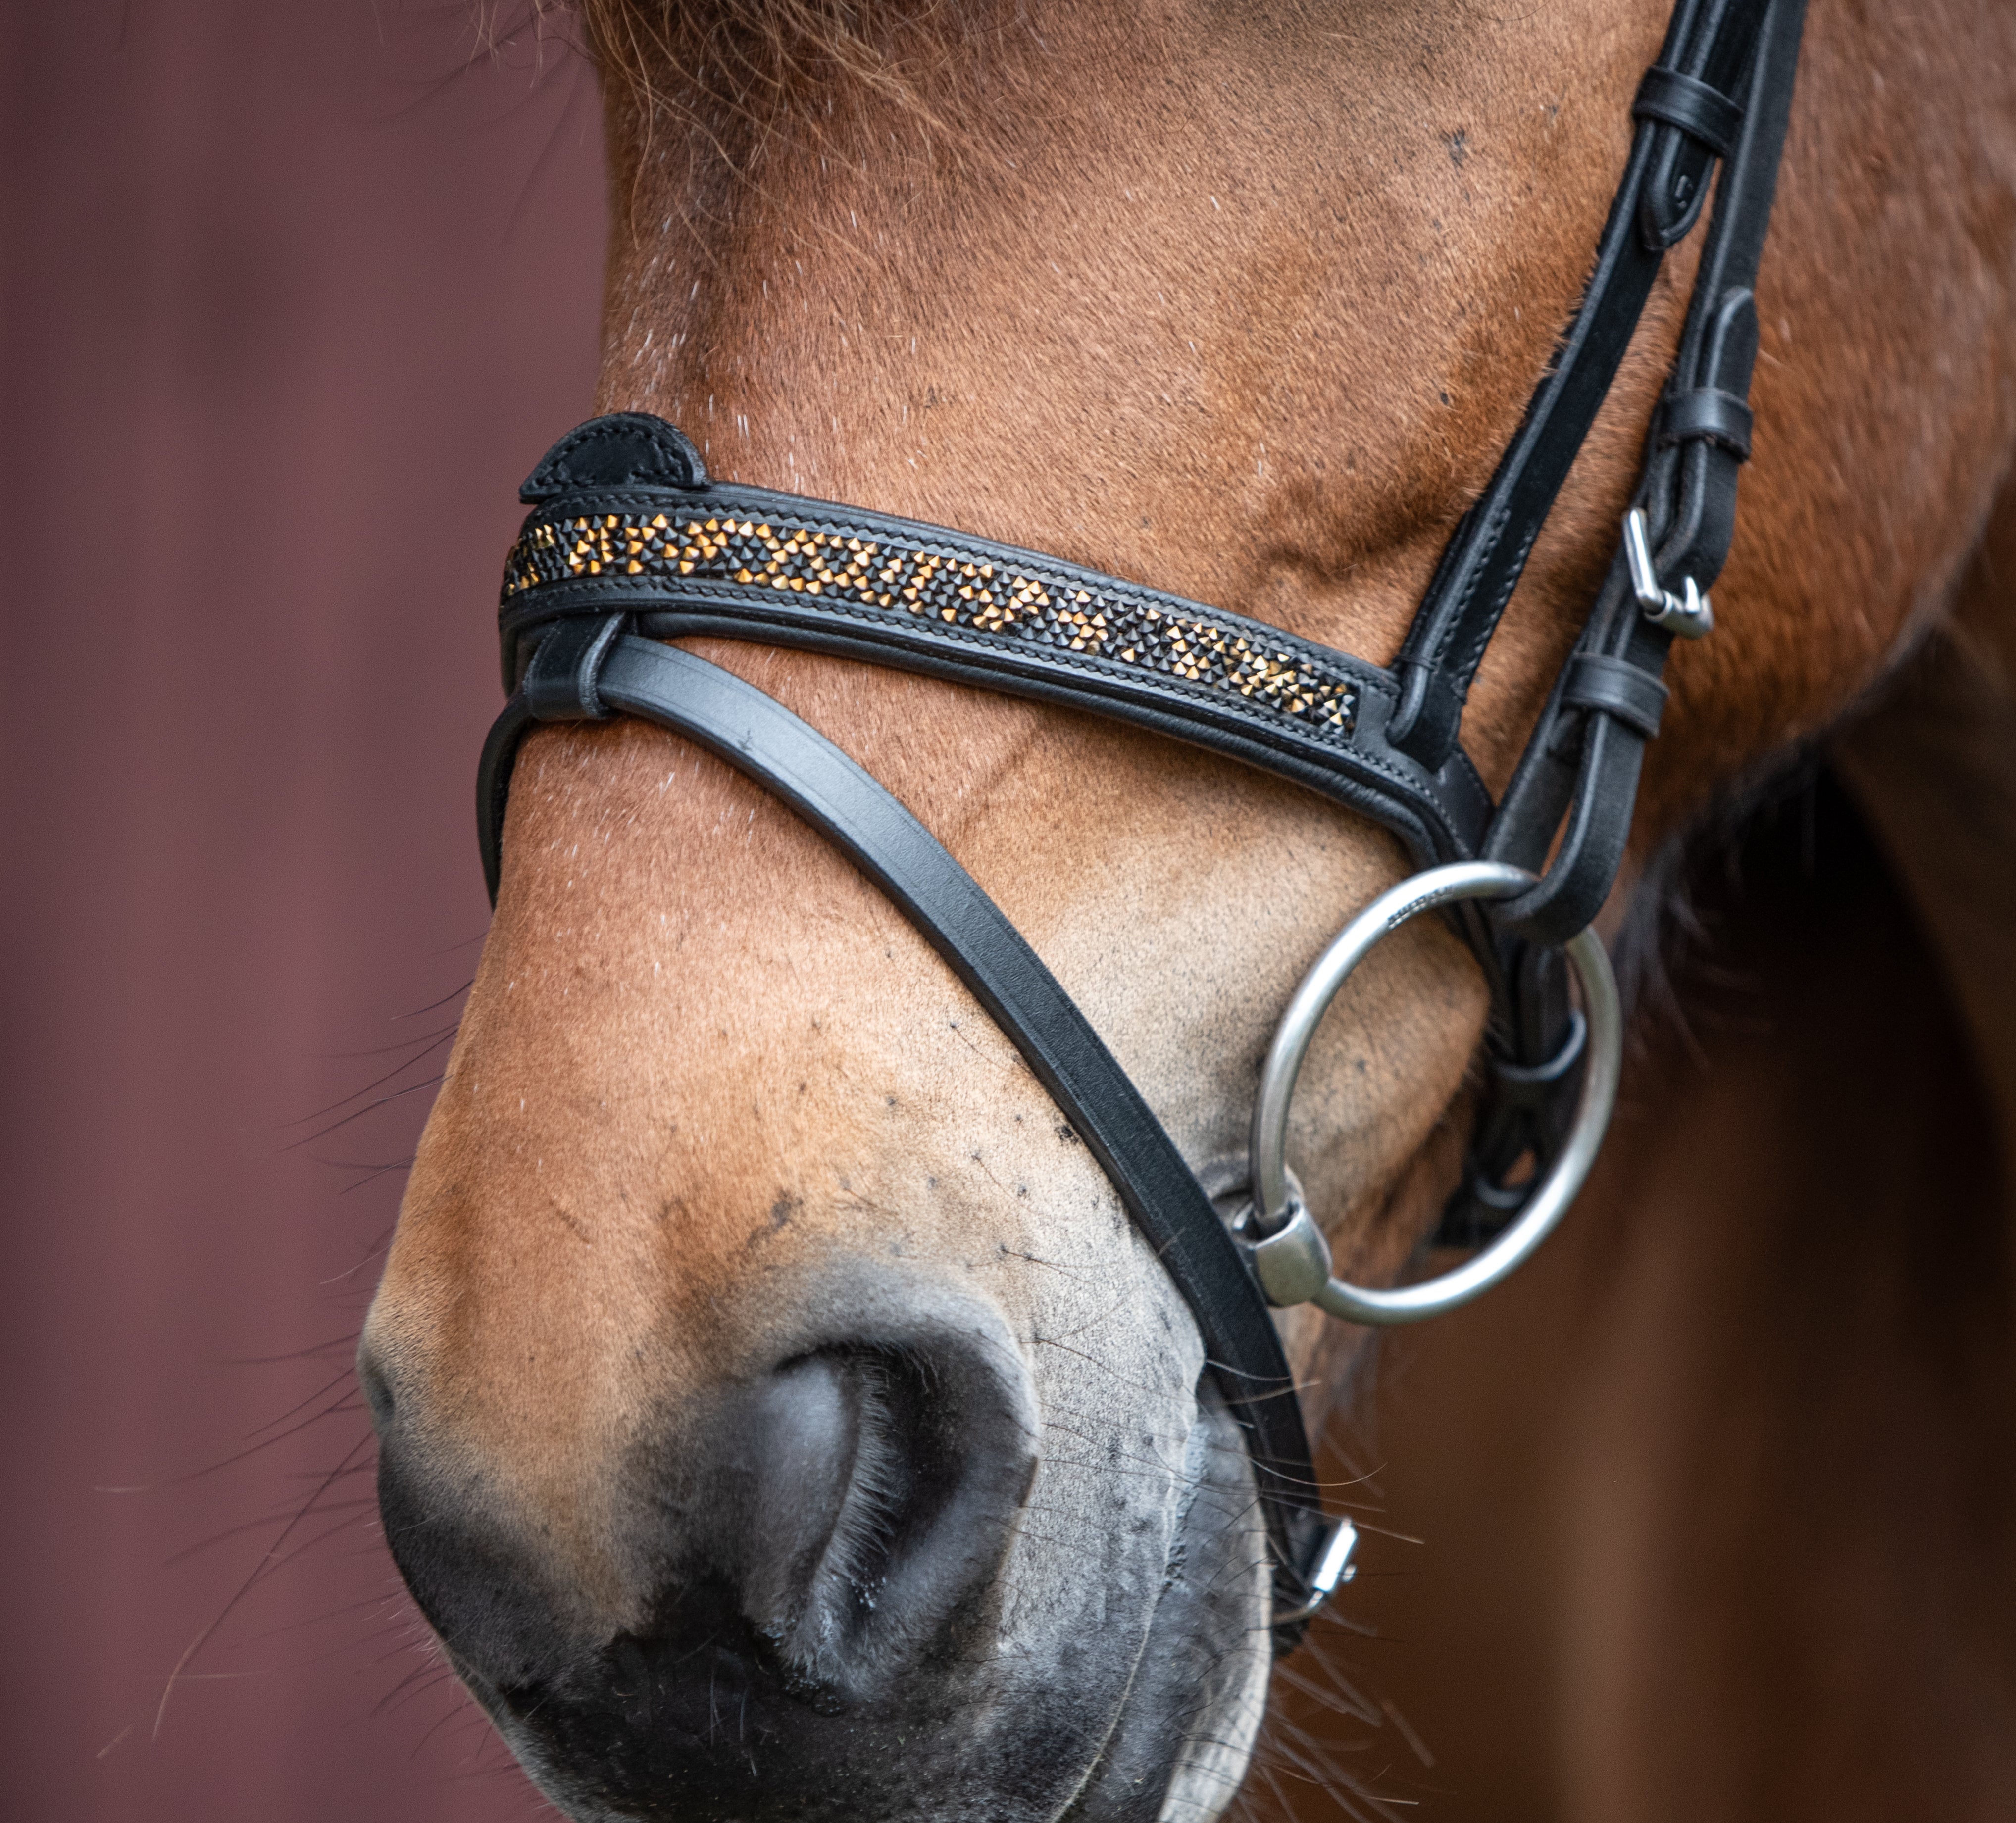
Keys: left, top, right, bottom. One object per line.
{"left": 1385, "top": 0, "right": 1781, "bottom": 773}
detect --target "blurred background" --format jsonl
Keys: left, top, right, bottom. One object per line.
{"left": 1, "top": 3, "right": 607, "bottom": 1815}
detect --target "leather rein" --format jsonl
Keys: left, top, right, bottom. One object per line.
{"left": 471, "top": 0, "right": 1808, "bottom": 1645}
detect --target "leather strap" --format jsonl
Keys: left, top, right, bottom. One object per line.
{"left": 481, "top": 627, "right": 1331, "bottom": 1638}
{"left": 1488, "top": 0, "right": 1808, "bottom": 945}
{"left": 1385, "top": 0, "right": 1771, "bottom": 771}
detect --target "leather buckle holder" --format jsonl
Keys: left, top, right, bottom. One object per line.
{"left": 1562, "top": 651, "right": 1669, "bottom": 739}
{"left": 1488, "top": 1006, "right": 1589, "bottom": 1111}
{"left": 1633, "top": 67, "right": 1746, "bottom": 157}
{"left": 1656, "top": 386, "right": 1756, "bottom": 458}
{"left": 523, "top": 613, "right": 626, "bottom": 721}
{"left": 1435, "top": 1007, "right": 1591, "bottom": 1243}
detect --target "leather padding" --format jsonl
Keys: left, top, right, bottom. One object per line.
{"left": 498, "top": 479, "right": 1494, "bottom": 871}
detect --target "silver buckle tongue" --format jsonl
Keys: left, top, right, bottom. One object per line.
{"left": 1274, "top": 1516, "right": 1361, "bottom": 1627}
{"left": 1624, "top": 506, "right": 1714, "bottom": 639}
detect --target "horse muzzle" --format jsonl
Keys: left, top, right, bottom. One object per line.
{"left": 359, "top": 1266, "right": 1225, "bottom": 1823}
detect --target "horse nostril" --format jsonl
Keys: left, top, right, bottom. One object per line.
{"left": 374, "top": 1297, "right": 1042, "bottom": 1813}
{"left": 742, "top": 1347, "right": 1003, "bottom": 1676}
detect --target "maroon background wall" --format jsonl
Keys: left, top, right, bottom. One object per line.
{"left": 0, "top": 3, "right": 606, "bottom": 1815}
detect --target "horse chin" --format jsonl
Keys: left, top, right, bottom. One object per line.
{"left": 425, "top": 1379, "right": 1270, "bottom": 1823}
{"left": 1054, "top": 1383, "right": 1274, "bottom": 1823}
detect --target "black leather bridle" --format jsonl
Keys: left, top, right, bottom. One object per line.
{"left": 471, "top": 0, "right": 1808, "bottom": 1646}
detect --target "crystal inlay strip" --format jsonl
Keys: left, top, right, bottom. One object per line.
{"left": 504, "top": 508, "right": 1359, "bottom": 739}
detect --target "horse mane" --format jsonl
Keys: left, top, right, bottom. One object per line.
{"left": 553, "top": 0, "right": 982, "bottom": 134}
{"left": 1610, "top": 743, "right": 1831, "bottom": 1059}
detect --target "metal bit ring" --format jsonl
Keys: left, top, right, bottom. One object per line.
{"left": 1247, "top": 861, "right": 1622, "bottom": 1326}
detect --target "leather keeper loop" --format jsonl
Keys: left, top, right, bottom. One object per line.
{"left": 1486, "top": 1009, "right": 1588, "bottom": 1112}
{"left": 1562, "top": 652, "right": 1668, "bottom": 739}
{"left": 1633, "top": 67, "right": 1746, "bottom": 158}
{"left": 1657, "top": 386, "right": 1755, "bottom": 458}
{"left": 523, "top": 613, "right": 625, "bottom": 721}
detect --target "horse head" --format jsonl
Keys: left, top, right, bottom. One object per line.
{"left": 358, "top": 1, "right": 2016, "bottom": 1817}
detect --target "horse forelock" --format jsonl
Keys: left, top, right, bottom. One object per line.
{"left": 564, "top": 0, "right": 992, "bottom": 140}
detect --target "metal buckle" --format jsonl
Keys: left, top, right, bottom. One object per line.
{"left": 1272, "top": 1516, "right": 1361, "bottom": 1628}
{"left": 1241, "top": 861, "right": 1623, "bottom": 1326}
{"left": 1624, "top": 506, "right": 1714, "bottom": 639}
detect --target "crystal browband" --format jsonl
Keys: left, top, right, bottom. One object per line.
{"left": 498, "top": 470, "right": 1495, "bottom": 869}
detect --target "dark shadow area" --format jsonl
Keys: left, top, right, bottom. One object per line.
{"left": 1266, "top": 745, "right": 2015, "bottom": 1820}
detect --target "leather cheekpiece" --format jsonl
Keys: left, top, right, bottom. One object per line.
{"left": 1385, "top": 0, "right": 1775, "bottom": 768}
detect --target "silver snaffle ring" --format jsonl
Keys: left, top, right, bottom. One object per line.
{"left": 1246, "top": 860, "right": 1622, "bottom": 1326}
